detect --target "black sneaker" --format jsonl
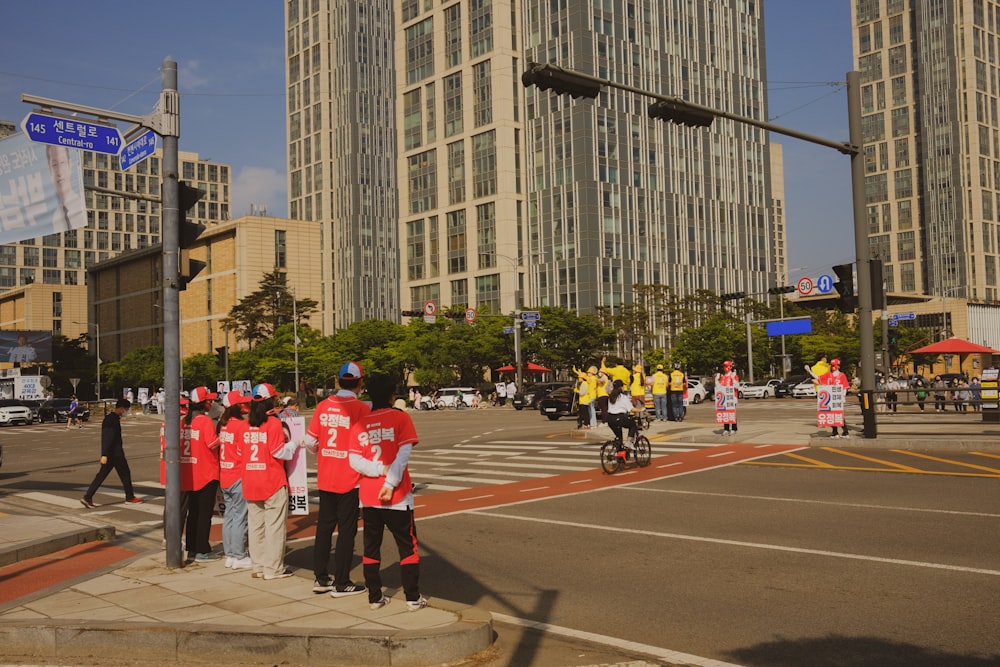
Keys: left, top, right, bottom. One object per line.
{"left": 331, "top": 582, "right": 366, "bottom": 598}
{"left": 312, "top": 577, "right": 334, "bottom": 593}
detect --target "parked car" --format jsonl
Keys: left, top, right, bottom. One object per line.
{"left": 776, "top": 374, "right": 808, "bottom": 398}
{"left": 790, "top": 380, "right": 817, "bottom": 399}
{"left": 419, "top": 387, "right": 475, "bottom": 409}
{"left": 740, "top": 379, "right": 781, "bottom": 399}
{"left": 513, "top": 382, "right": 572, "bottom": 410}
{"left": 0, "top": 399, "right": 35, "bottom": 426}
{"left": 687, "top": 378, "right": 708, "bottom": 404}
{"left": 38, "top": 398, "right": 91, "bottom": 423}
{"left": 537, "top": 386, "right": 577, "bottom": 420}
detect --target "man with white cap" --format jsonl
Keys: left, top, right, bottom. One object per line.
{"left": 301, "top": 361, "right": 371, "bottom": 597}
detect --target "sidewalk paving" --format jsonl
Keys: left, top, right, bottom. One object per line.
{"left": 2, "top": 410, "right": 997, "bottom": 666}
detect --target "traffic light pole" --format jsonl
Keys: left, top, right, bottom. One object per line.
{"left": 158, "top": 57, "right": 184, "bottom": 568}
{"left": 847, "top": 72, "right": 877, "bottom": 437}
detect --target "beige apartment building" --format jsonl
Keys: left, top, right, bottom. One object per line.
{"left": 87, "top": 215, "right": 322, "bottom": 362}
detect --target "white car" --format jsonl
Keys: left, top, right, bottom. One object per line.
{"left": 790, "top": 380, "right": 817, "bottom": 399}
{"left": 740, "top": 379, "right": 780, "bottom": 399}
{"left": 0, "top": 400, "right": 35, "bottom": 426}
{"left": 687, "top": 379, "right": 708, "bottom": 404}
{"left": 420, "top": 387, "right": 475, "bottom": 409}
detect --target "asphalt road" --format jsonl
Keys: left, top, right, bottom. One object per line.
{"left": 1, "top": 403, "right": 998, "bottom": 666}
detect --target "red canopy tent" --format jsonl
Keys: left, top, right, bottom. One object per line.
{"left": 496, "top": 361, "right": 552, "bottom": 373}
{"left": 908, "top": 337, "right": 999, "bottom": 355}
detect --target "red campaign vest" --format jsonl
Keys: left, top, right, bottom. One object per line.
{"left": 306, "top": 395, "right": 371, "bottom": 493}
{"left": 240, "top": 416, "right": 289, "bottom": 501}
{"left": 179, "top": 413, "right": 220, "bottom": 492}
{"left": 348, "top": 408, "right": 418, "bottom": 507}
{"left": 219, "top": 417, "right": 249, "bottom": 489}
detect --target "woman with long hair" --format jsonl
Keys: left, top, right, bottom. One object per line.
{"left": 605, "top": 379, "right": 636, "bottom": 447}
{"left": 241, "top": 383, "right": 300, "bottom": 579}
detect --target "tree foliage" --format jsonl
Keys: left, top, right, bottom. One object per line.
{"left": 221, "top": 270, "right": 319, "bottom": 348}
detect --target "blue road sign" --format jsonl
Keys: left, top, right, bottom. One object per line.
{"left": 898, "top": 312, "right": 916, "bottom": 320}
{"left": 521, "top": 311, "right": 540, "bottom": 321}
{"left": 766, "top": 317, "right": 812, "bottom": 336}
{"left": 503, "top": 327, "right": 515, "bottom": 334}
{"left": 524, "top": 320, "right": 537, "bottom": 328}
{"left": 21, "top": 112, "right": 123, "bottom": 156}
{"left": 816, "top": 274, "right": 835, "bottom": 294}
{"left": 119, "top": 129, "right": 156, "bottom": 171}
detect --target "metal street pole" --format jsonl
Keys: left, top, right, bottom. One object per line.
{"left": 513, "top": 289, "right": 523, "bottom": 395}
{"left": 159, "top": 57, "right": 184, "bottom": 569}
{"left": 73, "top": 321, "right": 101, "bottom": 401}
{"left": 848, "top": 71, "right": 877, "bottom": 438}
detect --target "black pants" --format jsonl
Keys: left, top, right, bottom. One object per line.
{"left": 314, "top": 488, "right": 360, "bottom": 585}
{"left": 185, "top": 480, "right": 219, "bottom": 557}
{"left": 607, "top": 413, "right": 635, "bottom": 443}
{"left": 362, "top": 506, "right": 420, "bottom": 603}
{"left": 84, "top": 449, "right": 135, "bottom": 501}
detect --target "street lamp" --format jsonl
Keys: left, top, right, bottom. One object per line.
{"left": 263, "top": 284, "right": 300, "bottom": 398}
{"left": 73, "top": 321, "right": 100, "bottom": 401}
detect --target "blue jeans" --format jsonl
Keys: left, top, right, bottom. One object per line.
{"left": 653, "top": 394, "right": 667, "bottom": 421}
{"left": 670, "top": 394, "right": 685, "bottom": 421}
{"left": 222, "top": 480, "right": 248, "bottom": 560}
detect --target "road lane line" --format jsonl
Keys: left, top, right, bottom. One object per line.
{"left": 893, "top": 449, "right": 1000, "bottom": 473}
{"left": 823, "top": 446, "right": 922, "bottom": 471}
{"left": 473, "top": 511, "right": 1000, "bottom": 576}
{"left": 458, "top": 494, "right": 495, "bottom": 503}
{"left": 786, "top": 452, "right": 837, "bottom": 467}
{"left": 624, "top": 488, "right": 1000, "bottom": 518}
{"left": 519, "top": 486, "right": 550, "bottom": 493}
{"left": 490, "top": 612, "right": 741, "bottom": 667}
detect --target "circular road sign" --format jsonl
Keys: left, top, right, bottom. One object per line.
{"left": 464, "top": 307, "right": 477, "bottom": 323}
{"left": 423, "top": 300, "right": 437, "bottom": 316}
{"left": 796, "top": 277, "right": 814, "bottom": 296}
{"left": 816, "top": 273, "right": 835, "bottom": 294}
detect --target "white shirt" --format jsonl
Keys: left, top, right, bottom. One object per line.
{"left": 606, "top": 393, "right": 634, "bottom": 415}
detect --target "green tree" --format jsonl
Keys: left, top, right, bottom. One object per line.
{"left": 221, "top": 270, "right": 319, "bottom": 348}
{"left": 101, "top": 346, "right": 166, "bottom": 399}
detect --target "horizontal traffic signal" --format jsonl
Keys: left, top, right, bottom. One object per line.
{"left": 401, "top": 310, "right": 421, "bottom": 317}
{"left": 521, "top": 63, "right": 602, "bottom": 99}
{"left": 648, "top": 99, "right": 715, "bottom": 127}
{"left": 720, "top": 292, "right": 746, "bottom": 301}
{"left": 768, "top": 285, "right": 795, "bottom": 295}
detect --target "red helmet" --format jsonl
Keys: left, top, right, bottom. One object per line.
{"left": 831, "top": 358, "right": 841, "bottom": 367}
{"left": 722, "top": 360, "right": 733, "bottom": 369}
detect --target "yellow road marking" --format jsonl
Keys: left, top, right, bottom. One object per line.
{"left": 972, "top": 451, "right": 1000, "bottom": 460}
{"left": 893, "top": 449, "right": 1000, "bottom": 474}
{"left": 745, "top": 460, "right": 1000, "bottom": 477}
{"left": 823, "top": 447, "right": 922, "bottom": 471}
{"left": 786, "top": 452, "right": 836, "bottom": 468}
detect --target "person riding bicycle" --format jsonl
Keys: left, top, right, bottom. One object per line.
{"left": 605, "top": 380, "right": 637, "bottom": 449}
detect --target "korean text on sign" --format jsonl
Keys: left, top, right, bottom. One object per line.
{"left": 817, "top": 384, "right": 846, "bottom": 427}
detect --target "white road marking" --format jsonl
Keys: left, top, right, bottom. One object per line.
{"left": 473, "top": 511, "right": 1000, "bottom": 576}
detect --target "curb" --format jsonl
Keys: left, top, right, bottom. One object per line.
{"left": 0, "top": 601, "right": 494, "bottom": 667}
{"left": 0, "top": 524, "right": 115, "bottom": 568}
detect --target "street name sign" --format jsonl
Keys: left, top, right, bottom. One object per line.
{"left": 120, "top": 129, "right": 157, "bottom": 171}
{"left": 22, "top": 111, "right": 123, "bottom": 155}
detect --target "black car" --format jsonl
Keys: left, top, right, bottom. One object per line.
{"left": 38, "top": 398, "right": 91, "bottom": 423}
{"left": 513, "top": 382, "right": 573, "bottom": 410}
{"left": 536, "top": 386, "right": 578, "bottom": 421}
{"left": 775, "top": 374, "right": 808, "bottom": 399}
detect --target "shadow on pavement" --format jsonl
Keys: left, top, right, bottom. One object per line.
{"left": 726, "top": 634, "right": 1000, "bottom": 667}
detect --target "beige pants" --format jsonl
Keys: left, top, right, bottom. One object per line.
{"left": 247, "top": 485, "right": 288, "bottom": 578}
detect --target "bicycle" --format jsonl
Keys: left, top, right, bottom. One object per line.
{"left": 599, "top": 417, "right": 651, "bottom": 474}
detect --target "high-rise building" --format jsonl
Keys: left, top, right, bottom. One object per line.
{"left": 285, "top": 0, "right": 400, "bottom": 331}
{"left": 853, "top": 0, "right": 998, "bottom": 303}
{"left": 394, "top": 1, "right": 781, "bottom": 330}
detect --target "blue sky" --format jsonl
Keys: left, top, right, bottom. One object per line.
{"left": 0, "top": 1, "right": 854, "bottom": 283}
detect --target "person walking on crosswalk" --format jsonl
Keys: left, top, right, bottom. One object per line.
{"left": 80, "top": 398, "right": 142, "bottom": 508}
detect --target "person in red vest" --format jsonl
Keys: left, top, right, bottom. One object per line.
{"left": 218, "top": 390, "right": 252, "bottom": 570}
{"left": 715, "top": 360, "right": 740, "bottom": 435}
{"left": 818, "top": 358, "right": 851, "bottom": 438}
{"left": 181, "top": 386, "right": 220, "bottom": 563}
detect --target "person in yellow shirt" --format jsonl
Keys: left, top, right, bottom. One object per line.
{"left": 629, "top": 363, "right": 646, "bottom": 410}
{"left": 594, "top": 368, "right": 611, "bottom": 424}
{"left": 669, "top": 364, "right": 687, "bottom": 421}
{"left": 651, "top": 364, "right": 669, "bottom": 421}
{"left": 573, "top": 366, "right": 599, "bottom": 428}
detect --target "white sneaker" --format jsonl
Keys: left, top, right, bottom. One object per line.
{"left": 370, "top": 596, "right": 389, "bottom": 610}
{"left": 406, "top": 596, "right": 428, "bottom": 611}
{"left": 225, "top": 556, "right": 234, "bottom": 568}
{"left": 230, "top": 556, "right": 253, "bottom": 570}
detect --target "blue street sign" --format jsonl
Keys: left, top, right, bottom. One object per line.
{"left": 524, "top": 320, "right": 537, "bottom": 328}
{"left": 521, "top": 311, "right": 540, "bottom": 321}
{"left": 816, "top": 274, "right": 835, "bottom": 294}
{"left": 119, "top": 129, "right": 157, "bottom": 171}
{"left": 898, "top": 312, "right": 916, "bottom": 320}
{"left": 21, "top": 112, "right": 123, "bottom": 156}
{"left": 766, "top": 317, "right": 812, "bottom": 336}
{"left": 503, "top": 327, "right": 515, "bottom": 334}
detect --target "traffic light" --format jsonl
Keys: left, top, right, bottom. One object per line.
{"left": 215, "top": 346, "right": 228, "bottom": 368}
{"left": 401, "top": 310, "right": 421, "bottom": 318}
{"left": 768, "top": 285, "right": 796, "bottom": 295}
{"left": 177, "top": 181, "right": 206, "bottom": 291}
{"left": 869, "top": 258, "right": 885, "bottom": 310}
{"left": 720, "top": 291, "right": 746, "bottom": 301}
{"left": 833, "top": 263, "right": 857, "bottom": 313}
{"left": 647, "top": 99, "right": 715, "bottom": 128}
{"left": 521, "top": 63, "right": 602, "bottom": 99}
